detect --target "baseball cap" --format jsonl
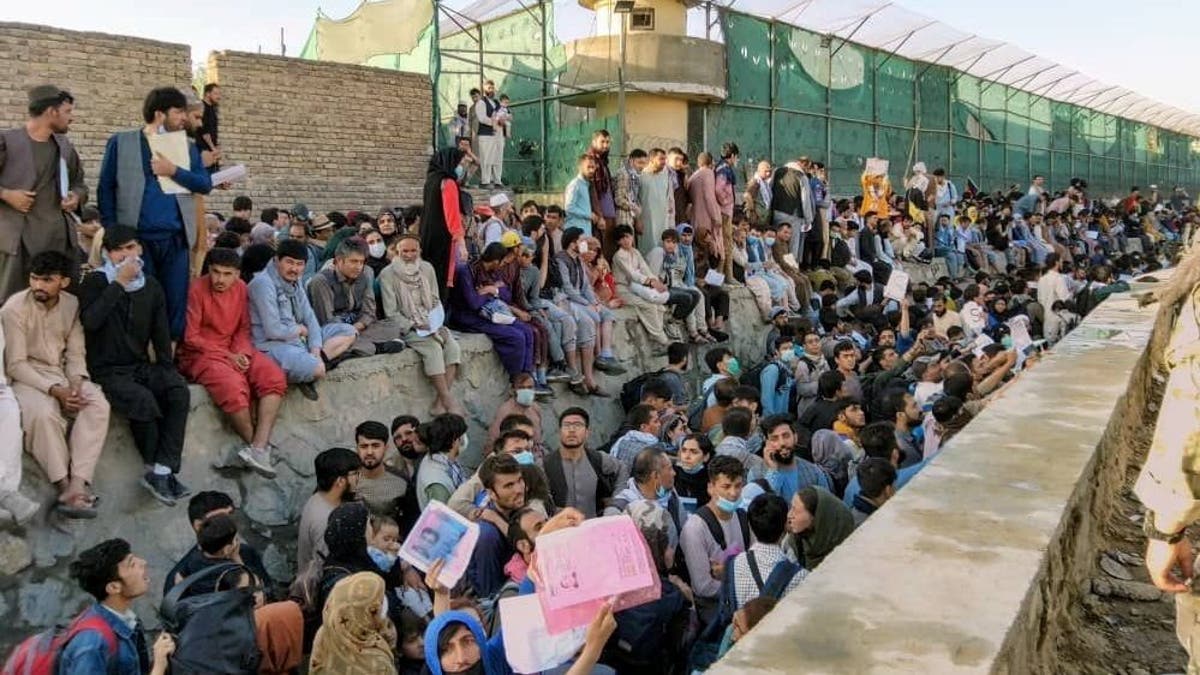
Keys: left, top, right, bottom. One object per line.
{"left": 501, "top": 231, "right": 522, "bottom": 249}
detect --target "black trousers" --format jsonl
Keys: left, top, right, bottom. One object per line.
{"left": 93, "top": 362, "right": 190, "bottom": 472}
{"left": 666, "top": 287, "right": 700, "bottom": 320}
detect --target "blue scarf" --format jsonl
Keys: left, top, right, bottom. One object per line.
{"left": 101, "top": 255, "right": 146, "bottom": 292}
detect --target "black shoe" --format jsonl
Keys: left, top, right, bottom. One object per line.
{"left": 297, "top": 382, "right": 319, "bottom": 401}
{"left": 708, "top": 329, "right": 729, "bottom": 343}
{"left": 140, "top": 472, "right": 176, "bottom": 506}
{"left": 374, "top": 340, "right": 406, "bottom": 355}
{"left": 167, "top": 474, "right": 192, "bottom": 500}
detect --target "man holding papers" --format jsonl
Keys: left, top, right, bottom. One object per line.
{"left": 98, "top": 86, "right": 213, "bottom": 340}
{"left": 0, "top": 85, "right": 87, "bottom": 302}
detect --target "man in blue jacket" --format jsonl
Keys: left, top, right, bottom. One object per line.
{"left": 58, "top": 538, "right": 175, "bottom": 674}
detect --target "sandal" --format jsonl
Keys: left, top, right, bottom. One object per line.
{"left": 56, "top": 493, "right": 97, "bottom": 520}
{"left": 587, "top": 384, "right": 611, "bottom": 398}
{"left": 569, "top": 380, "right": 590, "bottom": 396}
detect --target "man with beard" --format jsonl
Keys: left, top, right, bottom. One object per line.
{"left": 638, "top": 148, "right": 673, "bottom": 258}
{"left": 761, "top": 414, "right": 829, "bottom": 501}
{"left": 297, "top": 447, "right": 362, "bottom": 574}
{"left": 770, "top": 157, "right": 815, "bottom": 263}
{"left": 474, "top": 80, "right": 504, "bottom": 188}
{"left": 391, "top": 414, "right": 424, "bottom": 534}
{"left": 1, "top": 250, "right": 110, "bottom": 519}
{"left": 467, "top": 453, "right": 527, "bottom": 598}
{"left": 564, "top": 154, "right": 600, "bottom": 236}
{"left": 0, "top": 85, "right": 87, "bottom": 301}
{"left": 177, "top": 247, "right": 285, "bottom": 477}
{"left": 667, "top": 148, "right": 691, "bottom": 226}
{"left": 98, "top": 87, "right": 213, "bottom": 340}
{"left": 585, "top": 130, "right": 617, "bottom": 259}
{"left": 353, "top": 420, "right": 409, "bottom": 521}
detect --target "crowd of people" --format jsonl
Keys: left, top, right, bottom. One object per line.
{"left": 0, "top": 79, "right": 1195, "bottom": 674}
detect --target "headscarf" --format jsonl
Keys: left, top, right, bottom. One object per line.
{"left": 421, "top": 148, "right": 467, "bottom": 301}
{"left": 321, "top": 502, "right": 375, "bottom": 573}
{"left": 251, "top": 222, "right": 277, "bottom": 247}
{"left": 101, "top": 254, "right": 146, "bottom": 292}
{"left": 309, "top": 573, "right": 397, "bottom": 675}
{"left": 810, "top": 430, "right": 852, "bottom": 487}
{"left": 254, "top": 600, "right": 304, "bottom": 675}
{"left": 388, "top": 257, "right": 439, "bottom": 329}
{"left": 795, "top": 486, "right": 856, "bottom": 569}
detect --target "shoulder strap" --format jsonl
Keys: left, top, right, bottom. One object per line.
{"left": 696, "top": 507, "right": 726, "bottom": 550}
{"left": 161, "top": 562, "right": 256, "bottom": 626}
{"left": 762, "top": 559, "right": 803, "bottom": 600}
{"left": 736, "top": 510, "right": 751, "bottom": 550}
{"left": 65, "top": 613, "right": 119, "bottom": 660}
{"left": 746, "top": 550, "right": 766, "bottom": 594}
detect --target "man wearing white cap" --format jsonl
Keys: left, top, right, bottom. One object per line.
{"left": 483, "top": 193, "right": 514, "bottom": 247}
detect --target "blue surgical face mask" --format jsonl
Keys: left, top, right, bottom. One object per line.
{"left": 655, "top": 485, "right": 670, "bottom": 500}
{"left": 515, "top": 388, "right": 536, "bottom": 406}
{"left": 368, "top": 545, "right": 397, "bottom": 572}
{"left": 512, "top": 450, "right": 535, "bottom": 466}
{"left": 764, "top": 237, "right": 777, "bottom": 248}
{"left": 1001, "top": 335, "right": 1013, "bottom": 349}
{"left": 679, "top": 461, "right": 704, "bottom": 474}
{"left": 747, "top": 235, "right": 760, "bottom": 244}
{"left": 716, "top": 496, "right": 740, "bottom": 514}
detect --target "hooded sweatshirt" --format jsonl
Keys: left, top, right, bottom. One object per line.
{"left": 424, "top": 611, "right": 509, "bottom": 675}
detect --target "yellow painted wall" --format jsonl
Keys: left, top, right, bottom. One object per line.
{"left": 592, "top": 0, "right": 687, "bottom": 37}
{"left": 596, "top": 92, "right": 688, "bottom": 148}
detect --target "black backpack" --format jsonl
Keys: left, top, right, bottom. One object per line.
{"left": 161, "top": 563, "right": 262, "bottom": 674}
{"left": 619, "top": 369, "right": 668, "bottom": 412}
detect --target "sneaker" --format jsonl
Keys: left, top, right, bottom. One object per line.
{"left": 593, "top": 356, "right": 627, "bottom": 375}
{"left": 545, "top": 366, "right": 571, "bottom": 383}
{"left": 167, "top": 474, "right": 192, "bottom": 500}
{"left": 140, "top": 472, "right": 177, "bottom": 506}
{"left": 297, "top": 382, "right": 320, "bottom": 401}
{"left": 0, "top": 491, "right": 40, "bottom": 526}
{"left": 534, "top": 384, "right": 555, "bottom": 399}
{"left": 238, "top": 446, "right": 277, "bottom": 479}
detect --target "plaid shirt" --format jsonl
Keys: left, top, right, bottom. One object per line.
{"left": 730, "top": 542, "right": 807, "bottom": 609}
{"left": 616, "top": 163, "right": 641, "bottom": 228}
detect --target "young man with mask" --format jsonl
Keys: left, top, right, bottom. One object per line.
{"left": 297, "top": 447, "right": 362, "bottom": 574}
{"left": 761, "top": 414, "right": 831, "bottom": 501}
{"left": 680, "top": 455, "right": 748, "bottom": 624}
{"left": 759, "top": 335, "right": 797, "bottom": 416}
{"left": 306, "top": 237, "right": 406, "bottom": 359}
{"left": 97, "top": 87, "right": 213, "bottom": 339}
{"left": 353, "top": 420, "right": 409, "bottom": 521}
{"left": 178, "top": 247, "right": 285, "bottom": 477}
{"left": 466, "top": 453, "right": 527, "bottom": 598}
{"left": 56, "top": 539, "right": 176, "bottom": 675}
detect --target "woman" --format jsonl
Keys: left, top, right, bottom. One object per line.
{"left": 379, "top": 234, "right": 465, "bottom": 416}
{"left": 309, "top": 573, "right": 397, "bottom": 674}
{"left": 675, "top": 433, "right": 713, "bottom": 517}
{"left": 611, "top": 224, "right": 672, "bottom": 346}
{"left": 415, "top": 413, "right": 469, "bottom": 509}
{"left": 421, "top": 147, "right": 470, "bottom": 302}
{"left": 363, "top": 228, "right": 390, "bottom": 279}
{"left": 254, "top": 601, "right": 304, "bottom": 675}
{"left": 448, "top": 242, "right": 536, "bottom": 379}
{"left": 377, "top": 209, "right": 400, "bottom": 240}
{"left": 809, "top": 429, "right": 858, "bottom": 497}
{"left": 985, "top": 296, "right": 1015, "bottom": 341}
{"left": 317, "top": 502, "right": 384, "bottom": 617}
{"left": 785, "top": 486, "right": 856, "bottom": 570}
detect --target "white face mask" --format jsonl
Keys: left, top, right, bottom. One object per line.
{"left": 368, "top": 242, "right": 386, "bottom": 258}
{"left": 577, "top": 241, "right": 589, "bottom": 255}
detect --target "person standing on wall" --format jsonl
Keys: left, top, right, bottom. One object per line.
{"left": 474, "top": 80, "right": 505, "bottom": 189}
{"left": 586, "top": 129, "right": 617, "bottom": 260}
{"left": 197, "top": 83, "right": 221, "bottom": 170}
{"left": 0, "top": 85, "right": 87, "bottom": 302}
{"left": 97, "top": 86, "right": 213, "bottom": 341}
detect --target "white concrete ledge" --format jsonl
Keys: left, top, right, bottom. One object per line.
{"left": 712, "top": 287, "right": 1162, "bottom": 674}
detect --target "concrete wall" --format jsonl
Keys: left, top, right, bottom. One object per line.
{"left": 203, "top": 51, "right": 433, "bottom": 215}
{"left": 0, "top": 22, "right": 192, "bottom": 186}
{"left": 0, "top": 289, "right": 770, "bottom": 652}
{"left": 712, "top": 283, "right": 1166, "bottom": 674}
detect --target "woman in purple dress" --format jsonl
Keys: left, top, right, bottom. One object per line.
{"left": 448, "top": 242, "right": 535, "bottom": 379}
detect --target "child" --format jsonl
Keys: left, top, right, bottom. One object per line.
{"left": 396, "top": 608, "right": 429, "bottom": 675}
{"left": 174, "top": 513, "right": 242, "bottom": 594}
{"left": 495, "top": 94, "right": 512, "bottom": 139}
{"left": 367, "top": 513, "right": 401, "bottom": 573}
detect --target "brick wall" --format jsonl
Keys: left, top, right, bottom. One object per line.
{"left": 205, "top": 51, "right": 433, "bottom": 215}
{"left": 0, "top": 22, "right": 192, "bottom": 188}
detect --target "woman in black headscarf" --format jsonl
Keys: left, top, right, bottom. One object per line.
{"left": 420, "top": 147, "right": 468, "bottom": 302}
{"left": 317, "top": 502, "right": 384, "bottom": 615}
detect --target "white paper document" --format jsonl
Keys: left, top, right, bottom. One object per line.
{"left": 210, "top": 163, "right": 247, "bottom": 185}
{"left": 499, "top": 594, "right": 587, "bottom": 674}
{"left": 883, "top": 270, "right": 910, "bottom": 302}
{"left": 146, "top": 131, "right": 192, "bottom": 194}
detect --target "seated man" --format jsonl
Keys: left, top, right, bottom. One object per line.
{"left": 1, "top": 251, "right": 111, "bottom": 518}
{"left": 78, "top": 226, "right": 191, "bottom": 506}
{"left": 448, "top": 427, "right": 551, "bottom": 521}
{"left": 248, "top": 239, "right": 356, "bottom": 401}
{"left": 164, "top": 490, "right": 273, "bottom": 596}
{"left": 58, "top": 539, "right": 175, "bottom": 675}
{"left": 178, "top": 247, "right": 286, "bottom": 477}
{"left": 0, "top": 321, "right": 39, "bottom": 525}
{"left": 306, "top": 237, "right": 406, "bottom": 358}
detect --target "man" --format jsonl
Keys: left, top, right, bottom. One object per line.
{"left": 770, "top": 223, "right": 813, "bottom": 309}
{"left": 850, "top": 457, "right": 896, "bottom": 526}
{"left": 832, "top": 340, "right": 863, "bottom": 403}
{"left": 297, "top": 447, "right": 362, "bottom": 573}
{"left": 761, "top": 414, "right": 831, "bottom": 501}
{"left": 610, "top": 404, "right": 663, "bottom": 485}
{"left": 729, "top": 493, "right": 805, "bottom": 609}
{"left": 714, "top": 143, "right": 739, "bottom": 279}
{"left": 794, "top": 330, "right": 830, "bottom": 417}
{"left": 666, "top": 148, "right": 690, "bottom": 226}
{"left": 163, "top": 490, "right": 273, "bottom": 596}
{"left": 715, "top": 407, "right": 765, "bottom": 482}
{"left": 449, "top": 102, "right": 470, "bottom": 142}
{"left": 798, "top": 370, "right": 845, "bottom": 432}
{"left": 2, "top": 250, "right": 110, "bottom": 518}
{"left": 564, "top": 154, "right": 599, "bottom": 236}
{"left": 680, "top": 454, "right": 748, "bottom": 623}
{"left": 930, "top": 295, "right": 963, "bottom": 339}
{"left": 557, "top": 227, "right": 624, "bottom": 377}
{"left": 543, "top": 204, "right": 565, "bottom": 252}
{"left": 177, "top": 248, "right": 284, "bottom": 476}
{"left": 759, "top": 336, "right": 796, "bottom": 416}
{"left": 354, "top": 420, "right": 409, "bottom": 520}
{"left": 482, "top": 193, "right": 514, "bottom": 246}
{"left": 249, "top": 239, "right": 356, "bottom": 400}
{"left": 637, "top": 148, "right": 673, "bottom": 258}
{"left": 306, "top": 237, "right": 405, "bottom": 358}
{"left": 542, "top": 407, "right": 618, "bottom": 518}
{"left": 1037, "top": 252, "right": 1072, "bottom": 344}
{"left": 585, "top": 130, "right": 617, "bottom": 258}
{"left": 615, "top": 148, "right": 646, "bottom": 232}
{"left": 912, "top": 355, "right": 946, "bottom": 409}
{"left": 959, "top": 284, "right": 986, "bottom": 339}
{"left": 0, "top": 85, "right": 87, "bottom": 301}
{"left": 474, "top": 80, "right": 504, "bottom": 188}
{"left": 78, "top": 226, "right": 190, "bottom": 505}
{"left": 391, "top": 415, "right": 424, "bottom": 534}
{"left": 932, "top": 168, "right": 957, "bottom": 221}
{"left": 770, "top": 158, "right": 815, "bottom": 262}
{"left": 841, "top": 421, "right": 919, "bottom": 510}
{"left": 286, "top": 217, "right": 323, "bottom": 282}
{"left": 467, "top": 88, "right": 482, "bottom": 159}
{"left": 462, "top": 454, "right": 526, "bottom": 598}
{"left": 58, "top": 539, "right": 175, "bottom": 675}
{"left": 606, "top": 446, "right": 685, "bottom": 541}
{"left": 197, "top": 84, "right": 221, "bottom": 167}
{"left": 646, "top": 228, "right": 707, "bottom": 341}
{"left": 654, "top": 341, "right": 692, "bottom": 407}
{"left": 98, "top": 87, "right": 214, "bottom": 339}
{"left": 882, "top": 389, "right": 924, "bottom": 468}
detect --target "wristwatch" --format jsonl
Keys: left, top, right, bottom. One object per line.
{"left": 1143, "top": 511, "right": 1186, "bottom": 544}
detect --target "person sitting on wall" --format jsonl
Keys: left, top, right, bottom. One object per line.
{"left": 306, "top": 236, "right": 407, "bottom": 359}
